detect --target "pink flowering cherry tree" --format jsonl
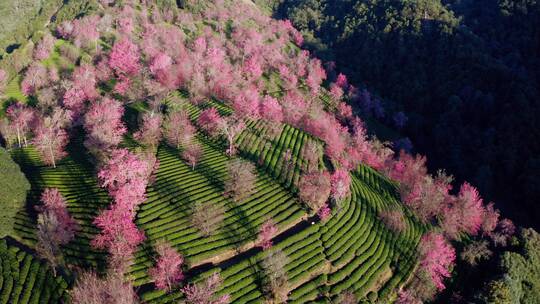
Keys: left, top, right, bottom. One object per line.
{"left": 182, "top": 141, "right": 204, "bottom": 170}
{"left": 182, "top": 272, "right": 230, "bottom": 304}
{"left": 91, "top": 204, "right": 145, "bottom": 273}
{"left": 258, "top": 219, "right": 278, "bottom": 250}
{"left": 197, "top": 108, "right": 222, "bottom": 137}
{"left": 108, "top": 38, "right": 142, "bottom": 76}
{"left": 84, "top": 98, "right": 127, "bottom": 159}
{"left": 218, "top": 115, "right": 246, "bottom": 157}
{"left": 317, "top": 204, "right": 331, "bottom": 221}
{"left": 97, "top": 148, "right": 150, "bottom": 212}
{"left": 34, "top": 33, "right": 56, "bottom": 61}
{"left": 37, "top": 188, "right": 79, "bottom": 242}
{"left": 418, "top": 232, "right": 456, "bottom": 291}
{"left": 35, "top": 188, "right": 78, "bottom": 276}
{"left": 330, "top": 169, "right": 351, "bottom": 211}
{"left": 164, "top": 110, "right": 196, "bottom": 149}
{"left": 33, "top": 108, "right": 71, "bottom": 168}
{"left": 6, "top": 102, "right": 35, "bottom": 147}
{"left": 441, "top": 182, "right": 485, "bottom": 239}
{"left": 298, "top": 171, "right": 331, "bottom": 212}
{"left": 149, "top": 241, "right": 184, "bottom": 291}
{"left": 134, "top": 112, "right": 163, "bottom": 150}
{"left": 149, "top": 52, "right": 173, "bottom": 75}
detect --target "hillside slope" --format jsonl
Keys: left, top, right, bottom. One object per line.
{"left": 276, "top": 0, "right": 540, "bottom": 230}
{"left": 0, "top": 1, "right": 511, "bottom": 304}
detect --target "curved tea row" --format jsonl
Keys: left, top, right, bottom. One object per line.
{"left": 0, "top": 239, "right": 69, "bottom": 304}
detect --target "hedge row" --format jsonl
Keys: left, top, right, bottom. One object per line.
{"left": 175, "top": 94, "right": 323, "bottom": 193}
{"left": 0, "top": 238, "right": 69, "bottom": 304}
{"left": 139, "top": 161, "right": 422, "bottom": 303}
{"left": 130, "top": 134, "right": 306, "bottom": 285}
{"left": 10, "top": 140, "right": 109, "bottom": 269}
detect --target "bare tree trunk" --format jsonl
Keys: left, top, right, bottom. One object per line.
{"left": 16, "top": 127, "right": 21, "bottom": 147}
{"left": 49, "top": 143, "right": 56, "bottom": 168}
{"left": 228, "top": 134, "right": 235, "bottom": 156}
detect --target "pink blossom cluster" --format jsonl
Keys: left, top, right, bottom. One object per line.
{"left": 6, "top": 102, "right": 35, "bottom": 147}
{"left": 84, "top": 97, "right": 127, "bottom": 154}
{"left": 57, "top": 15, "right": 100, "bottom": 48}
{"left": 258, "top": 219, "right": 278, "bottom": 250}
{"left": 91, "top": 204, "right": 145, "bottom": 272}
{"left": 34, "top": 34, "right": 56, "bottom": 61}
{"left": 97, "top": 148, "right": 151, "bottom": 212}
{"left": 182, "top": 272, "right": 230, "bottom": 304}
{"left": 92, "top": 148, "right": 154, "bottom": 272}
{"left": 32, "top": 108, "right": 71, "bottom": 168}
{"left": 149, "top": 241, "right": 184, "bottom": 290}
{"left": 197, "top": 108, "right": 222, "bottom": 137}
{"left": 108, "top": 38, "right": 142, "bottom": 76}
{"left": 330, "top": 169, "right": 351, "bottom": 202}
{"left": 418, "top": 232, "right": 456, "bottom": 291}
{"left": 38, "top": 188, "right": 78, "bottom": 244}
{"left": 317, "top": 204, "right": 332, "bottom": 221}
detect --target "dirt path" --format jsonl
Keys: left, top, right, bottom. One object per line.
{"left": 186, "top": 213, "right": 310, "bottom": 272}
{"left": 364, "top": 265, "right": 393, "bottom": 297}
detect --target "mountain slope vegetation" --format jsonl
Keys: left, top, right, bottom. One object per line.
{"left": 0, "top": 0, "right": 531, "bottom": 303}
{"left": 276, "top": 0, "right": 540, "bottom": 231}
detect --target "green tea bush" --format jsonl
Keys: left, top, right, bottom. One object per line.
{"left": 0, "top": 147, "right": 30, "bottom": 238}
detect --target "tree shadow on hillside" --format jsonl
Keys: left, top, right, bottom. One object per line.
{"left": 143, "top": 146, "right": 195, "bottom": 221}
{"left": 192, "top": 158, "right": 226, "bottom": 192}
{"left": 221, "top": 197, "right": 259, "bottom": 251}
{"left": 168, "top": 139, "right": 227, "bottom": 192}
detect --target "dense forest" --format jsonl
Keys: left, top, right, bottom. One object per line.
{"left": 272, "top": 0, "right": 540, "bottom": 302}
{"left": 275, "top": 0, "right": 540, "bottom": 231}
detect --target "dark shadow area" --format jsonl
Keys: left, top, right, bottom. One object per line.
{"left": 221, "top": 198, "right": 257, "bottom": 251}
{"left": 6, "top": 43, "right": 21, "bottom": 54}
{"left": 190, "top": 151, "right": 226, "bottom": 191}
{"left": 147, "top": 145, "right": 195, "bottom": 219}
{"left": 276, "top": 0, "right": 540, "bottom": 233}
{"left": 3, "top": 235, "right": 75, "bottom": 284}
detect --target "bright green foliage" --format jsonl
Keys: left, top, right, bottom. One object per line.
{"left": 0, "top": 147, "right": 30, "bottom": 238}
{"left": 3, "top": 75, "right": 27, "bottom": 104}
{"left": 0, "top": 1, "right": 63, "bottom": 57}
{"left": 136, "top": 114, "right": 423, "bottom": 302}
{"left": 9, "top": 140, "right": 109, "bottom": 269}
{"left": 4, "top": 91, "right": 423, "bottom": 303}
{"left": 483, "top": 228, "right": 540, "bottom": 304}
{"left": 0, "top": 238, "right": 69, "bottom": 304}
{"left": 484, "top": 280, "right": 512, "bottom": 304}
{"left": 130, "top": 132, "right": 306, "bottom": 284}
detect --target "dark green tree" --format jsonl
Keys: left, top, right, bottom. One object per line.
{"left": 483, "top": 228, "right": 540, "bottom": 303}
{"left": 0, "top": 146, "right": 30, "bottom": 237}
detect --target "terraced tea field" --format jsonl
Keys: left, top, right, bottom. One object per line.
{"left": 3, "top": 90, "right": 423, "bottom": 303}
{"left": 137, "top": 163, "right": 422, "bottom": 303}
{"left": 0, "top": 238, "right": 69, "bottom": 304}
{"left": 10, "top": 139, "right": 110, "bottom": 269}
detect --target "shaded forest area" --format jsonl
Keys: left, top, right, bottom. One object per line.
{"left": 275, "top": 0, "right": 540, "bottom": 230}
